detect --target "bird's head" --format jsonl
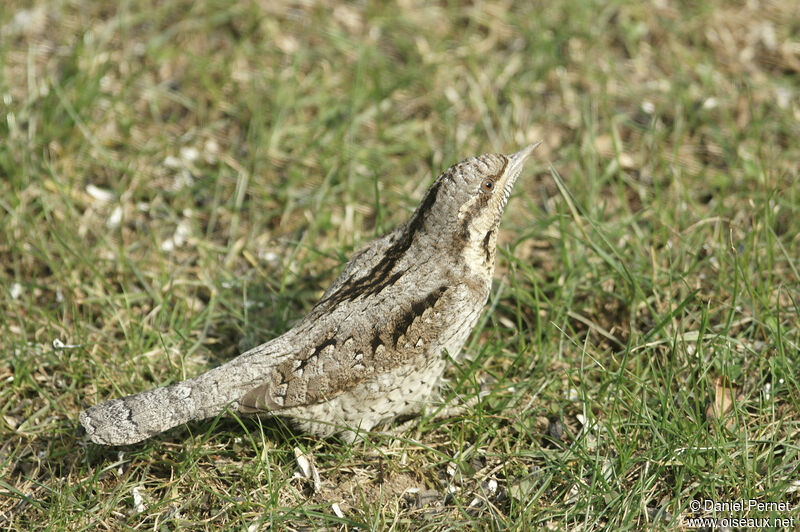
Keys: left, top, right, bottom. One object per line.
{"left": 411, "top": 143, "right": 540, "bottom": 272}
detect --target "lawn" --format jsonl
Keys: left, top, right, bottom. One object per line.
{"left": 1, "top": 0, "right": 799, "bottom": 529}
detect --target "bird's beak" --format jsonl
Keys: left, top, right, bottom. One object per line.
{"left": 506, "top": 141, "right": 543, "bottom": 174}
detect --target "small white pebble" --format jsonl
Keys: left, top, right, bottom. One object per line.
{"left": 294, "top": 447, "right": 311, "bottom": 478}
{"left": 775, "top": 87, "right": 791, "bottom": 109}
{"left": 107, "top": 205, "right": 123, "bottom": 228}
{"left": 568, "top": 388, "right": 580, "bottom": 401}
{"left": 331, "top": 502, "right": 344, "bottom": 518}
{"left": 131, "top": 486, "right": 146, "bottom": 514}
{"left": 180, "top": 146, "right": 199, "bottom": 162}
{"left": 759, "top": 21, "right": 776, "bottom": 50}
{"left": 163, "top": 155, "right": 182, "bottom": 169}
{"left": 86, "top": 184, "right": 114, "bottom": 204}
{"left": 204, "top": 138, "right": 219, "bottom": 154}
{"left": 487, "top": 479, "right": 498, "bottom": 494}
{"left": 8, "top": 7, "right": 47, "bottom": 34}
{"left": 618, "top": 153, "right": 634, "bottom": 169}
{"left": 174, "top": 219, "right": 191, "bottom": 246}
{"left": 160, "top": 220, "right": 192, "bottom": 251}
{"left": 10, "top": 282, "right": 23, "bottom": 300}
{"left": 172, "top": 169, "right": 194, "bottom": 191}
{"left": 259, "top": 250, "right": 281, "bottom": 266}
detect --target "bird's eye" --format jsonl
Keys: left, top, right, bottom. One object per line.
{"left": 482, "top": 179, "right": 494, "bottom": 192}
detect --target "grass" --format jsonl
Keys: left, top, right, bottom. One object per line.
{"left": 1, "top": 0, "right": 799, "bottom": 529}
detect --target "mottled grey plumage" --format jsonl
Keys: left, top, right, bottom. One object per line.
{"left": 79, "top": 144, "right": 539, "bottom": 445}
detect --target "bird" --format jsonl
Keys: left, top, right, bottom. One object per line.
{"left": 79, "top": 143, "right": 540, "bottom": 445}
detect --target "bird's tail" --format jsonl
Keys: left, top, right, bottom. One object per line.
{"left": 79, "top": 345, "right": 279, "bottom": 445}
{"left": 80, "top": 380, "right": 212, "bottom": 445}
